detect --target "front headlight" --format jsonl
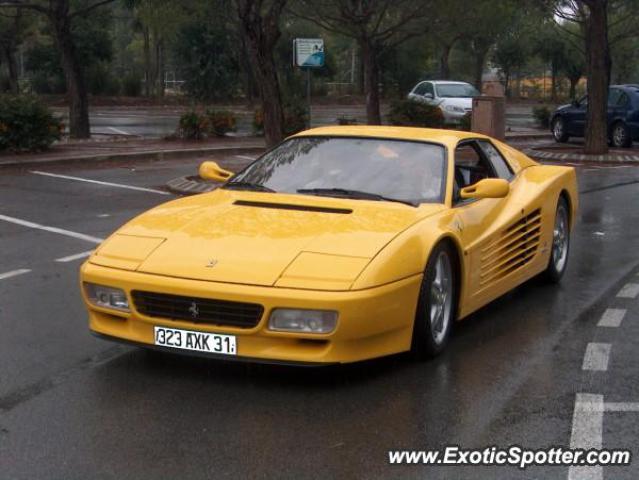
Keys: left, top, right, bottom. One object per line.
{"left": 84, "top": 283, "right": 130, "bottom": 312}
{"left": 445, "top": 104, "right": 465, "bottom": 113}
{"left": 268, "top": 309, "right": 338, "bottom": 334}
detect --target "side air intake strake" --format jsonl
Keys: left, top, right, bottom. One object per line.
{"left": 233, "top": 200, "right": 352, "bottom": 214}
{"left": 480, "top": 209, "right": 542, "bottom": 286}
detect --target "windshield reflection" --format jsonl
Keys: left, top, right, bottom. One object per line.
{"left": 229, "top": 136, "right": 447, "bottom": 204}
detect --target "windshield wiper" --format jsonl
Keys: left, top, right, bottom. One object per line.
{"left": 222, "top": 181, "right": 275, "bottom": 192}
{"left": 296, "top": 188, "right": 416, "bottom": 207}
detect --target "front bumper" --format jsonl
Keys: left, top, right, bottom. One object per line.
{"left": 441, "top": 107, "right": 471, "bottom": 124}
{"left": 81, "top": 261, "right": 422, "bottom": 364}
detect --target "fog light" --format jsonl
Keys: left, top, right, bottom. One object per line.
{"left": 269, "top": 309, "right": 337, "bottom": 334}
{"left": 84, "top": 283, "right": 129, "bottom": 312}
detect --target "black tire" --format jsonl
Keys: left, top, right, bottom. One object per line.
{"left": 611, "top": 121, "right": 632, "bottom": 148}
{"left": 544, "top": 197, "right": 570, "bottom": 283}
{"left": 411, "top": 242, "right": 457, "bottom": 359}
{"left": 552, "top": 117, "right": 569, "bottom": 143}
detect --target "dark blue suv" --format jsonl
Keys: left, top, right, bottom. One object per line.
{"left": 550, "top": 84, "right": 639, "bottom": 148}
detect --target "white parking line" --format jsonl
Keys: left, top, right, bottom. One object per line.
{"left": 568, "top": 393, "right": 604, "bottom": 480}
{"left": 55, "top": 250, "right": 94, "bottom": 262}
{"left": 0, "top": 214, "right": 104, "bottom": 244}
{"left": 617, "top": 283, "right": 639, "bottom": 298}
{"left": 0, "top": 269, "right": 31, "bottom": 281}
{"left": 30, "top": 171, "right": 171, "bottom": 195}
{"left": 604, "top": 402, "right": 639, "bottom": 412}
{"left": 235, "top": 155, "right": 256, "bottom": 161}
{"left": 582, "top": 343, "right": 611, "bottom": 371}
{"left": 597, "top": 308, "right": 626, "bottom": 328}
{"left": 107, "top": 127, "right": 130, "bottom": 135}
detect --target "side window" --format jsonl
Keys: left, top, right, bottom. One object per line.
{"left": 413, "top": 82, "right": 427, "bottom": 95}
{"left": 453, "top": 141, "right": 496, "bottom": 202}
{"left": 424, "top": 82, "right": 434, "bottom": 97}
{"left": 608, "top": 89, "right": 622, "bottom": 107}
{"left": 477, "top": 140, "right": 514, "bottom": 181}
{"left": 617, "top": 92, "right": 629, "bottom": 107}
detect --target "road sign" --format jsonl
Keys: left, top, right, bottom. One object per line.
{"left": 294, "top": 38, "right": 324, "bottom": 68}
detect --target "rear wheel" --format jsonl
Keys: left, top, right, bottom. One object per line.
{"left": 611, "top": 122, "right": 632, "bottom": 148}
{"left": 552, "top": 117, "right": 569, "bottom": 143}
{"left": 544, "top": 197, "right": 570, "bottom": 283}
{"left": 411, "top": 243, "right": 457, "bottom": 358}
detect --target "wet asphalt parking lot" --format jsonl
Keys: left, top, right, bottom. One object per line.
{"left": 1, "top": 153, "right": 639, "bottom": 479}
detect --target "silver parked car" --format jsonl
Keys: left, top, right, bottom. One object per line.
{"left": 408, "top": 80, "right": 479, "bottom": 124}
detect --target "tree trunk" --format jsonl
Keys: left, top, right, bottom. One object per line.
{"left": 155, "top": 37, "right": 164, "bottom": 97}
{"left": 3, "top": 46, "right": 19, "bottom": 93}
{"left": 473, "top": 46, "right": 488, "bottom": 92}
{"left": 143, "top": 26, "right": 151, "bottom": 96}
{"left": 241, "top": 31, "right": 284, "bottom": 147}
{"left": 439, "top": 43, "right": 452, "bottom": 79}
{"left": 550, "top": 63, "right": 558, "bottom": 102}
{"left": 584, "top": 0, "right": 609, "bottom": 154}
{"left": 361, "top": 38, "right": 381, "bottom": 125}
{"left": 503, "top": 71, "right": 511, "bottom": 98}
{"left": 52, "top": 11, "right": 90, "bottom": 138}
{"left": 569, "top": 76, "right": 579, "bottom": 100}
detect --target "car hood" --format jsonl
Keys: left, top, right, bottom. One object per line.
{"left": 439, "top": 97, "right": 473, "bottom": 109}
{"left": 90, "top": 190, "right": 445, "bottom": 290}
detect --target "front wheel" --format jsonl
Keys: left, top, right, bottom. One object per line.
{"left": 552, "top": 117, "right": 569, "bottom": 143}
{"left": 411, "top": 243, "right": 457, "bottom": 358}
{"left": 544, "top": 197, "right": 570, "bottom": 283}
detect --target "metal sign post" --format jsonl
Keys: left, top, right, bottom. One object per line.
{"left": 293, "top": 38, "right": 324, "bottom": 129}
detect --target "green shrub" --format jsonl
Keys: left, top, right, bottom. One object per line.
{"left": 283, "top": 98, "right": 308, "bottom": 136}
{"left": 122, "top": 73, "right": 142, "bottom": 97}
{"left": 533, "top": 106, "right": 551, "bottom": 129}
{"left": 205, "top": 109, "right": 236, "bottom": 137}
{"left": 387, "top": 99, "right": 445, "bottom": 128}
{"left": 253, "top": 99, "right": 308, "bottom": 137}
{"left": 458, "top": 112, "right": 472, "bottom": 131}
{"left": 0, "top": 95, "right": 63, "bottom": 152}
{"left": 177, "top": 111, "right": 206, "bottom": 140}
{"left": 88, "top": 63, "right": 121, "bottom": 96}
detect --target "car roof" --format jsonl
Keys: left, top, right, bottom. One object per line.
{"left": 419, "top": 80, "right": 471, "bottom": 85}
{"left": 612, "top": 84, "right": 639, "bottom": 91}
{"left": 291, "top": 125, "right": 489, "bottom": 148}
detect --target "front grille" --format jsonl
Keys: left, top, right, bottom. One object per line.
{"left": 131, "top": 290, "right": 263, "bottom": 328}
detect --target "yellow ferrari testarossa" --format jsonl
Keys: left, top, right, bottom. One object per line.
{"left": 81, "top": 126, "right": 578, "bottom": 364}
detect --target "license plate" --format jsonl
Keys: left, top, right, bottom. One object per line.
{"left": 154, "top": 326, "right": 237, "bottom": 356}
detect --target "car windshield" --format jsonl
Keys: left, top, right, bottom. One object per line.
{"left": 227, "top": 136, "right": 447, "bottom": 204}
{"left": 436, "top": 83, "right": 479, "bottom": 98}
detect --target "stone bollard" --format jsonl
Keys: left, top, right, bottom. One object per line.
{"left": 471, "top": 96, "right": 506, "bottom": 141}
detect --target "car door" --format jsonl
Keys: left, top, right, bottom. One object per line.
{"left": 569, "top": 96, "right": 588, "bottom": 136}
{"left": 451, "top": 140, "right": 525, "bottom": 313}
{"left": 607, "top": 88, "right": 623, "bottom": 127}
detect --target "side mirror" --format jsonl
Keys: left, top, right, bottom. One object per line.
{"left": 571, "top": 99, "right": 580, "bottom": 107}
{"left": 424, "top": 93, "right": 434, "bottom": 100}
{"left": 460, "top": 178, "right": 509, "bottom": 200}
{"left": 199, "top": 161, "right": 234, "bottom": 182}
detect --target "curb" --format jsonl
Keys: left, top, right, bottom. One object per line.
{"left": 522, "top": 147, "right": 639, "bottom": 164}
{"left": 505, "top": 133, "right": 553, "bottom": 141}
{"left": 0, "top": 144, "right": 265, "bottom": 170}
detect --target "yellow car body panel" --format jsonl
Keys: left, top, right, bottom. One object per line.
{"left": 80, "top": 126, "right": 578, "bottom": 364}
